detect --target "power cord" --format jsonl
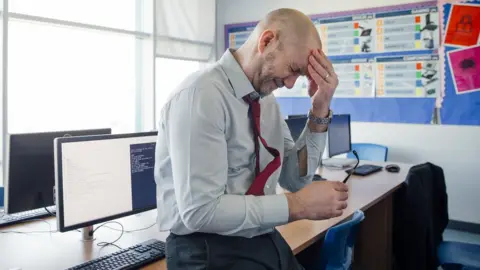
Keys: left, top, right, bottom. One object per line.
{"left": 0, "top": 212, "right": 151, "bottom": 244}
{"left": 103, "top": 222, "right": 156, "bottom": 233}
{"left": 0, "top": 218, "right": 56, "bottom": 236}
{"left": 92, "top": 221, "right": 125, "bottom": 249}
{"left": 44, "top": 207, "right": 56, "bottom": 217}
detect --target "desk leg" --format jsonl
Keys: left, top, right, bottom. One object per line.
{"left": 353, "top": 194, "right": 393, "bottom": 270}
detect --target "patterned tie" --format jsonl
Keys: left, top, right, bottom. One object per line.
{"left": 243, "top": 95, "right": 281, "bottom": 196}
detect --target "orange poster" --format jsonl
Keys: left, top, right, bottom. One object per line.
{"left": 444, "top": 4, "right": 480, "bottom": 47}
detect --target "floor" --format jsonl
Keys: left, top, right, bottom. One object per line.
{"left": 443, "top": 229, "right": 480, "bottom": 245}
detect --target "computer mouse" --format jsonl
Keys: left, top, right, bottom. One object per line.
{"left": 385, "top": 164, "right": 400, "bottom": 173}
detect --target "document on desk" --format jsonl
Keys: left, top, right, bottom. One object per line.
{"left": 60, "top": 136, "right": 155, "bottom": 227}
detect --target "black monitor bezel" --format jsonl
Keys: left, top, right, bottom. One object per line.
{"left": 5, "top": 128, "right": 112, "bottom": 214}
{"left": 328, "top": 114, "right": 352, "bottom": 157}
{"left": 55, "top": 131, "right": 158, "bottom": 233}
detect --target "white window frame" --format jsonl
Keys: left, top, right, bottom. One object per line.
{"left": 0, "top": 0, "right": 156, "bottom": 186}
{"left": 0, "top": 0, "right": 217, "bottom": 187}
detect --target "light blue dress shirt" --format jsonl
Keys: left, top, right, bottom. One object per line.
{"left": 155, "top": 49, "right": 327, "bottom": 238}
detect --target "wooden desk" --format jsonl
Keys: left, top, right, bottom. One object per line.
{"left": 0, "top": 161, "right": 410, "bottom": 270}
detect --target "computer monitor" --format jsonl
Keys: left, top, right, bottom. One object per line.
{"left": 54, "top": 131, "right": 158, "bottom": 237}
{"left": 285, "top": 116, "right": 308, "bottom": 141}
{"left": 328, "top": 114, "right": 352, "bottom": 157}
{"left": 287, "top": 114, "right": 308, "bottom": 119}
{"left": 4, "top": 128, "right": 112, "bottom": 214}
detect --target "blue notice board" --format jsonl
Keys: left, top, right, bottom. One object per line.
{"left": 441, "top": 1, "right": 480, "bottom": 125}
{"left": 224, "top": 1, "right": 479, "bottom": 125}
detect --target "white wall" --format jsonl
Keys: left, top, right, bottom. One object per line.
{"left": 217, "top": 0, "right": 480, "bottom": 224}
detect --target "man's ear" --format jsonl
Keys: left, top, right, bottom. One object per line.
{"left": 257, "top": 30, "right": 276, "bottom": 54}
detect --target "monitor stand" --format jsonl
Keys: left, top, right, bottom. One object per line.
{"left": 82, "top": 226, "right": 95, "bottom": 242}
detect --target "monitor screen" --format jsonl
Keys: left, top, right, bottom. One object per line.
{"left": 55, "top": 132, "right": 158, "bottom": 232}
{"left": 285, "top": 116, "right": 307, "bottom": 141}
{"left": 5, "top": 128, "right": 111, "bottom": 214}
{"left": 287, "top": 114, "right": 307, "bottom": 119}
{"left": 328, "top": 114, "right": 351, "bottom": 157}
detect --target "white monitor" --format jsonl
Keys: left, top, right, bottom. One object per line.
{"left": 54, "top": 132, "right": 158, "bottom": 233}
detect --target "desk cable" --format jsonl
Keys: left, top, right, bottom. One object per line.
{"left": 91, "top": 221, "right": 125, "bottom": 250}
{"left": 0, "top": 210, "right": 154, "bottom": 248}
{"left": 103, "top": 222, "right": 156, "bottom": 233}
{"left": 0, "top": 218, "right": 56, "bottom": 236}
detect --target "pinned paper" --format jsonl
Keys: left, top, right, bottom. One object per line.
{"left": 444, "top": 4, "right": 480, "bottom": 47}
{"left": 447, "top": 44, "right": 480, "bottom": 94}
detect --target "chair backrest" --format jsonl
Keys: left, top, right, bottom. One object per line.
{"left": 346, "top": 143, "right": 388, "bottom": 162}
{"left": 318, "top": 210, "right": 365, "bottom": 270}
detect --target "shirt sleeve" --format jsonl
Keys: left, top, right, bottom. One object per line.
{"left": 163, "top": 86, "right": 289, "bottom": 235}
{"left": 278, "top": 119, "right": 327, "bottom": 192}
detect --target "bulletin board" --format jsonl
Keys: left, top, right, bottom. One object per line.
{"left": 224, "top": 1, "right": 480, "bottom": 125}
{"left": 441, "top": 0, "right": 480, "bottom": 125}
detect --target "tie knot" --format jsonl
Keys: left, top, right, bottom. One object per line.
{"left": 243, "top": 92, "right": 260, "bottom": 104}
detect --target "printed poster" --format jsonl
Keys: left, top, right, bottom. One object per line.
{"left": 444, "top": 4, "right": 480, "bottom": 47}
{"left": 447, "top": 44, "right": 480, "bottom": 94}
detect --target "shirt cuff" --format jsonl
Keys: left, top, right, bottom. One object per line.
{"left": 257, "top": 194, "right": 289, "bottom": 228}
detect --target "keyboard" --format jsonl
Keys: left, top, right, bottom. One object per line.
{"left": 67, "top": 239, "right": 166, "bottom": 270}
{"left": 0, "top": 206, "right": 56, "bottom": 228}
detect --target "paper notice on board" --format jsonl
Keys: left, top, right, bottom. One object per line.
{"left": 375, "top": 55, "right": 440, "bottom": 98}
{"left": 444, "top": 4, "right": 480, "bottom": 47}
{"left": 332, "top": 59, "right": 375, "bottom": 98}
{"left": 447, "top": 45, "right": 480, "bottom": 94}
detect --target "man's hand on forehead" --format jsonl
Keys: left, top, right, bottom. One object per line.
{"left": 306, "top": 49, "right": 338, "bottom": 116}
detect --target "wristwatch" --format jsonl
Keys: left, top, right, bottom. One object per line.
{"left": 308, "top": 109, "right": 333, "bottom": 125}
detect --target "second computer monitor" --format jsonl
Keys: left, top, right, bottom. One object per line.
{"left": 5, "top": 128, "right": 111, "bottom": 214}
{"left": 328, "top": 114, "right": 352, "bottom": 157}
{"left": 285, "top": 116, "right": 308, "bottom": 141}
{"left": 54, "top": 131, "right": 158, "bottom": 232}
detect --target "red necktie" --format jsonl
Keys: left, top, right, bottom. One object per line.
{"left": 243, "top": 96, "right": 281, "bottom": 196}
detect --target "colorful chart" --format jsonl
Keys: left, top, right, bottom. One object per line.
{"left": 376, "top": 7, "right": 440, "bottom": 52}
{"left": 314, "top": 15, "right": 376, "bottom": 55}
{"left": 227, "top": 25, "right": 256, "bottom": 49}
{"left": 332, "top": 58, "right": 375, "bottom": 98}
{"left": 376, "top": 55, "right": 440, "bottom": 98}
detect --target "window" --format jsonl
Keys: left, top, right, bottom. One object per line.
{"left": 0, "top": 2, "right": 3, "bottom": 184}
{"left": 8, "top": 20, "right": 137, "bottom": 133}
{"left": 155, "top": 58, "right": 201, "bottom": 119}
{"left": 10, "top": 0, "right": 137, "bottom": 31}
{"left": 0, "top": 0, "right": 154, "bottom": 187}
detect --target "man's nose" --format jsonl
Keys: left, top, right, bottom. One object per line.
{"left": 284, "top": 75, "right": 299, "bottom": 89}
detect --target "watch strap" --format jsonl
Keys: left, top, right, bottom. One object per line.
{"left": 308, "top": 109, "right": 332, "bottom": 125}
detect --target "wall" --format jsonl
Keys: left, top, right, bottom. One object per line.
{"left": 217, "top": 0, "right": 480, "bottom": 224}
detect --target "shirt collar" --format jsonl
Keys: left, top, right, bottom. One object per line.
{"left": 218, "top": 49, "right": 259, "bottom": 100}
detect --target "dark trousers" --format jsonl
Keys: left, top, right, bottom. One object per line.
{"left": 166, "top": 230, "right": 305, "bottom": 270}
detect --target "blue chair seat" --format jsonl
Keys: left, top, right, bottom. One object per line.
{"left": 346, "top": 143, "right": 388, "bottom": 162}
{"left": 318, "top": 210, "right": 365, "bottom": 270}
{"left": 438, "top": 241, "right": 480, "bottom": 269}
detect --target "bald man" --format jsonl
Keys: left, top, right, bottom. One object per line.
{"left": 155, "top": 8, "right": 348, "bottom": 270}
